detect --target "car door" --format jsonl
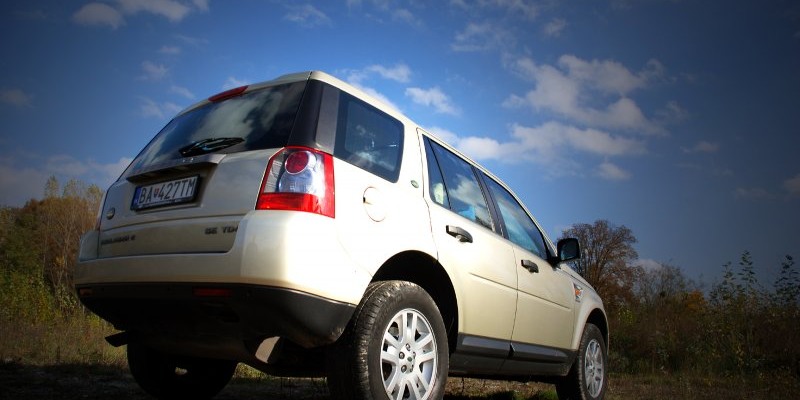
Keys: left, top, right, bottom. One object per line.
{"left": 481, "top": 176, "right": 575, "bottom": 351}
{"left": 421, "top": 133, "right": 517, "bottom": 365}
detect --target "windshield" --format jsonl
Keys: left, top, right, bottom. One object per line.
{"left": 126, "top": 81, "right": 307, "bottom": 174}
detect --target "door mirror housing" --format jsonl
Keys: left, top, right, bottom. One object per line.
{"left": 557, "top": 238, "right": 581, "bottom": 262}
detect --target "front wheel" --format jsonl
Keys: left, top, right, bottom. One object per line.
{"left": 327, "top": 280, "right": 449, "bottom": 400}
{"left": 556, "top": 323, "right": 607, "bottom": 400}
{"left": 127, "top": 342, "right": 237, "bottom": 400}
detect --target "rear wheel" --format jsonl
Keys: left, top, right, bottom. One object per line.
{"left": 327, "top": 280, "right": 449, "bottom": 400}
{"left": 127, "top": 342, "right": 237, "bottom": 400}
{"left": 556, "top": 323, "right": 607, "bottom": 400}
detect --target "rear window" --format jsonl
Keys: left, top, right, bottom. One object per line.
{"left": 127, "top": 81, "right": 306, "bottom": 172}
{"left": 333, "top": 92, "right": 404, "bottom": 182}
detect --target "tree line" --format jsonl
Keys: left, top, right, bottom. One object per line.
{"left": 0, "top": 177, "right": 101, "bottom": 321}
{"left": 561, "top": 220, "right": 799, "bottom": 375}
{"left": 1, "top": 178, "right": 798, "bottom": 375}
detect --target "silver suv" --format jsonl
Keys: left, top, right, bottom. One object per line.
{"left": 76, "top": 71, "right": 607, "bottom": 400}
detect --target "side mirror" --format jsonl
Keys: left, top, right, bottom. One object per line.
{"left": 557, "top": 238, "right": 581, "bottom": 262}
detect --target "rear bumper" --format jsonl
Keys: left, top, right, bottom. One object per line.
{"left": 75, "top": 210, "right": 370, "bottom": 363}
{"left": 77, "top": 282, "right": 355, "bottom": 357}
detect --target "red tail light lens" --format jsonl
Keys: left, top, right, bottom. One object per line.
{"left": 208, "top": 85, "right": 248, "bottom": 102}
{"left": 284, "top": 150, "right": 313, "bottom": 174}
{"left": 256, "top": 147, "right": 335, "bottom": 218}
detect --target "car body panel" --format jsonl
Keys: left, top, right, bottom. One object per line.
{"left": 75, "top": 70, "right": 606, "bottom": 383}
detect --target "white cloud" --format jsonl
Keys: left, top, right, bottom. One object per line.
{"left": 734, "top": 187, "right": 775, "bottom": 201}
{"left": 343, "top": 64, "right": 414, "bottom": 112}
{"left": 784, "top": 173, "right": 800, "bottom": 196}
{"left": 405, "top": 87, "right": 460, "bottom": 115}
{"left": 506, "top": 55, "right": 667, "bottom": 135}
{"left": 596, "top": 161, "right": 631, "bottom": 181}
{"left": 510, "top": 122, "right": 646, "bottom": 159}
{"left": 636, "top": 258, "right": 663, "bottom": 271}
{"left": 453, "top": 0, "right": 539, "bottom": 20}
{"left": 117, "top": 0, "right": 192, "bottom": 22}
{"left": 139, "top": 97, "right": 183, "bottom": 119}
{"left": 452, "top": 22, "right": 515, "bottom": 52}
{"left": 424, "top": 121, "right": 645, "bottom": 178}
{"left": 140, "top": 61, "right": 168, "bottom": 80}
{"left": 682, "top": 140, "right": 719, "bottom": 154}
{"left": 554, "top": 55, "right": 664, "bottom": 96}
{"left": 159, "top": 45, "right": 181, "bottom": 54}
{"left": 366, "top": 64, "right": 411, "bottom": 83}
{"left": 542, "top": 18, "right": 567, "bottom": 37}
{"left": 222, "top": 76, "right": 250, "bottom": 89}
{"left": 495, "top": 0, "right": 539, "bottom": 19}
{"left": 457, "top": 136, "right": 515, "bottom": 161}
{"left": 73, "top": 0, "right": 208, "bottom": 29}
{"left": 169, "top": 85, "right": 195, "bottom": 99}
{"left": 1, "top": 89, "right": 34, "bottom": 108}
{"left": 72, "top": 3, "right": 125, "bottom": 29}
{"left": 392, "top": 8, "right": 417, "bottom": 25}
{"left": 174, "top": 34, "right": 209, "bottom": 48}
{"left": 192, "top": 0, "right": 209, "bottom": 12}
{"left": 424, "top": 126, "right": 461, "bottom": 145}
{"left": 346, "top": 64, "right": 411, "bottom": 85}
{"left": 284, "top": 4, "right": 331, "bottom": 28}
{"left": 656, "top": 100, "right": 689, "bottom": 124}
{"left": 0, "top": 155, "right": 132, "bottom": 206}
{"left": 351, "top": 83, "right": 402, "bottom": 112}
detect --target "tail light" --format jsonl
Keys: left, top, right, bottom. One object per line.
{"left": 256, "top": 147, "right": 335, "bottom": 218}
{"left": 208, "top": 85, "right": 248, "bottom": 102}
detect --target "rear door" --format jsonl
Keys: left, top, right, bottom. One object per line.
{"left": 421, "top": 133, "right": 517, "bottom": 365}
{"left": 97, "top": 81, "right": 307, "bottom": 258}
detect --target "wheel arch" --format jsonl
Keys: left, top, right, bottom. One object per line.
{"left": 371, "top": 250, "right": 459, "bottom": 353}
{"left": 584, "top": 308, "right": 609, "bottom": 350}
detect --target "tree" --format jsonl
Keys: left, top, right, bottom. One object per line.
{"left": 37, "top": 177, "right": 103, "bottom": 310}
{"left": 774, "top": 255, "right": 798, "bottom": 308}
{"left": 559, "top": 219, "right": 638, "bottom": 308}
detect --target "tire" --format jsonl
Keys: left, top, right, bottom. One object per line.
{"left": 556, "top": 323, "right": 607, "bottom": 400}
{"left": 327, "top": 280, "right": 449, "bottom": 400}
{"left": 127, "top": 342, "right": 237, "bottom": 400}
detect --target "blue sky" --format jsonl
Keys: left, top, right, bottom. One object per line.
{"left": 1, "top": 0, "right": 799, "bottom": 285}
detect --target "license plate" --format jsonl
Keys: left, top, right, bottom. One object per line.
{"left": 132, "top": 176, "right": 199, "bottom": 210}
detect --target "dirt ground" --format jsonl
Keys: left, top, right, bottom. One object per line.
{"left": 0, "top": 361, "right": 320, "bottom": 400}
{"left": 0, "top": 361, "right": 554, "bottom": 400}
{"left": 3, "top": 360, "right": 799, "bottom": 400}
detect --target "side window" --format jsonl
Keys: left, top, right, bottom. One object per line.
{"left": 424, "top": 139, "right": 449, "bottom": 208}
{"left": 334, "top": 92, "right": 404, "bottom": 182}
{"left": 484, "top": 176, "right": 548, "bottom": 258}
{"left": 425, "top": 138, "right": 493, "bottom": 230}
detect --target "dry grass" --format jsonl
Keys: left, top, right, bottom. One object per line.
{"left": 2, "top": 359, "right": 799, "bottom": 400}
{"left": 2, "top": 318, "right": 799, "bottom": 400}
{"left": 0, "top": 313, "right": 126, "bottom": 368}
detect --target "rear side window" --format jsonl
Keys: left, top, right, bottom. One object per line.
{"left": 334, "top": 92, "right": 404, "bottom": 182}
{"left": 425, "top": 137, "right": 493, "bottom": 231}
{"left": 483, "top": 176, "right": 548, "bottom": 258}
{"left": 128, "top": 81, "right": 306, "bottom": 172}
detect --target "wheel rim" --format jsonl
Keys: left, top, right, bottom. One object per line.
{"left": 583, "top": 338, "right": 605, "bottom": 397}
{"left": 380, "top": 308, "right": 438, "bottom": 400}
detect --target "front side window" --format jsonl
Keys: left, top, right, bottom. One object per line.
{"left": 425, "top": 138, "right": 493, "bottom": 230}
{"left": 483, "top": 176, "right": 547, "bottom": 258}
{"left": 334, "top": 93, "right": 404, "bottom": 182}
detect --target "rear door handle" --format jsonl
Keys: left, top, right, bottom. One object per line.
{"left": 521, "top": 259, "right": 539, "bottom": 273}
{"left": 446, "top": 225, "right": 473, "bottom": 243}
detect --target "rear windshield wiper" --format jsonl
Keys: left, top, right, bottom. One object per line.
{"left": 179, "top": 137, "right": 245, "bottom": 157}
